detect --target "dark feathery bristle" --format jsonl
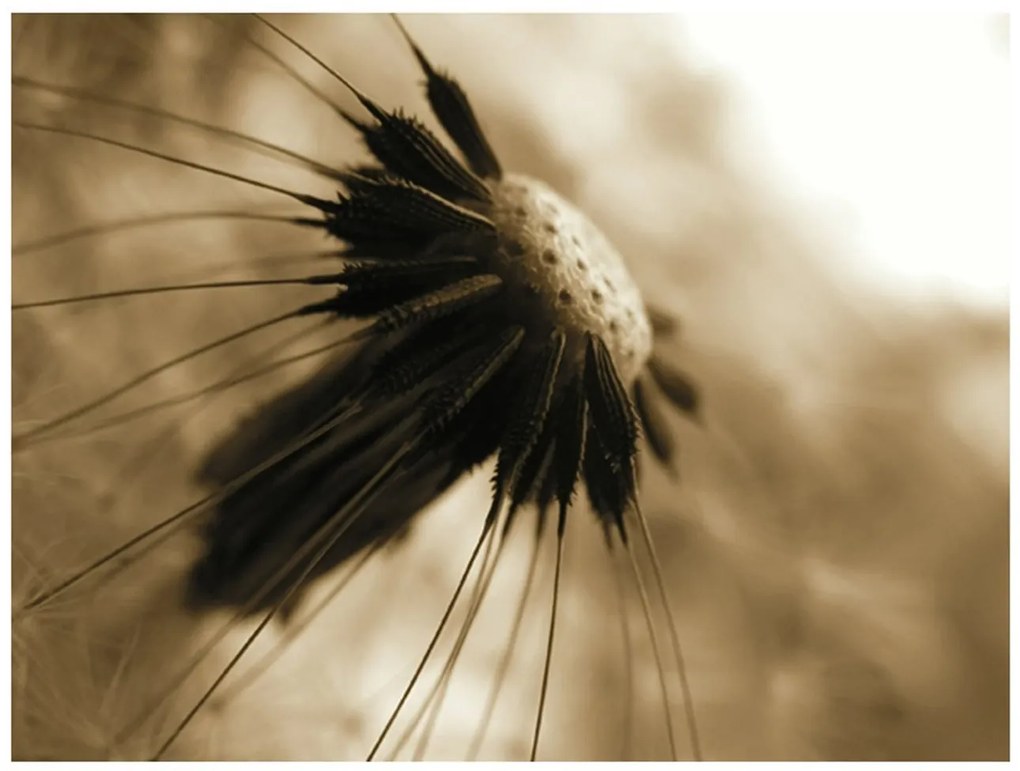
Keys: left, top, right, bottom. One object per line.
{"left": 502, "top": 369, "right": 589, "bottom": 536}
{"left": 365, "top": 273, "right": 503, "bottom": 335}
{"left": 633, "top": 373, "right": 677, "bottom": 470}
{"left": 346, "top": 108, "right": 491, "bottom": 203}
{"left": 648, "top": 354, "right": 701, "bottom": 421}
{"left": 197, "top": 339, "right": 385, "bottom": 487}
{"left": 582, "top": 428, "right": 629, "bottom": 539}
{"left": 508, "top": 422, "right": 557, "bottom": 518}
{"left": 440, "top": 362, "right": 522, "bottom": 487}
{"left": 333, "top": 256, "right": 479, "bottom": 286}
{"left": 370, "top": 318, "right": 493, "bottom": 399}
{"left": 190, "top": 387, "right": 415, "bottom": 610}
{"left": 551, "top": 372, "right": 589, "bottom": 513}
{"left": 190, "top": 318, "right": 522, "bottom": 613}
{"left": 323, "top": 176, "right": 496, "bottom": 242}
{"left": 423, "top": 325, "right": 525, "bottom": 437}
{"left": 190, "top": 324, "right": 522, "bottom": 613}
{"left": 494, "top": 328, "right": 567, "bottom": 496}
{"left": 536, "top": 448, "right": 562, "bottom": 522}
{"left": 422, "top": 72, "right": 503, "bottom": 180}
{"left": 325, "top": 260, "right": 484, "bottom": 319}
{"left": 393, "top": 16, "right": 503, "bottom": 180}
{"left": 583, "top": 333, "right": 640, "bottom": 477}
{"left": 575, "top": 333, "right": 642, "bottom": 537}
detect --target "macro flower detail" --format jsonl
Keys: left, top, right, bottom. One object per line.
{"left": 13, "top": 15, "right": 703, "bottom": 761}
{"left": 179, "top": 17, "right": 701, "bottom": 620}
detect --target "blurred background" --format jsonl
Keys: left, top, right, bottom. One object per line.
{"left": 11, "top": 13, "right": 1009, "bottom": 760}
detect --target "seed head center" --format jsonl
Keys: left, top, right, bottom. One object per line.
{"left": 485, "top": 174, "right": 651, "bottom": 383}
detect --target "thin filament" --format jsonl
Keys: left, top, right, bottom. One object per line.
{"left": 633, "top": 498, "right": 703, "bottom": 761}
{"left": 30, "top": 321, "right": 338, "bottom": 445}
{"left": 13, "top": 276, "right": 328, "bottom": 310}
{"left": 213, "top": 542, "right": 381, "bottom": 707}
{"left": 13, "top": 122, "right": 331, "bottom": 210}
{"left": 408, "top": 523, "right": 508, "bottom": 760}
{"left": 13, "top": 210, "right": 308, "bottom": 256}
{"left": 13, "top": 306, "right": 309, "bottom": 447}
{"left": 13, "top": 76, "right": 342, "bottom": 179}
{"left": 529, "top": 506, "right": 566, "bottom": 761}
{"left": 214, "top": 14, "right": 346, "bottom": 115}
{"left": 252, "top": 15, "right": 373, "bottom": 110}
{"left": 150, "top": 439, "right": 417, "bottom": 759}
{"left": 22, "top": 386, "right": 368, "bottom": 614}
{"left": 624, "top": 540, "right": 678, "bottom": 760}
{"left": 613, "top": 546, "right": 635, "bottom": 760}
{"left": 465, "top": 526, "right": 542, "bottom": 760}
{"left": 365, "top": 499, "right": 501, "bottom": 761}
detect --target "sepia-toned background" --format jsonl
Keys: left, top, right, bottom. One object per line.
{"left": 11, "top": 13, "right": 1008, "bottom": 760}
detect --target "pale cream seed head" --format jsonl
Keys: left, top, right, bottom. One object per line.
{"left": 485, "top": 173, "right": 652, "bottom": 384}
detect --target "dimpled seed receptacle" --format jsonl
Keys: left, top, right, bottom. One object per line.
{"left": 485, "top": 174, "right": 652, "bottom": 384}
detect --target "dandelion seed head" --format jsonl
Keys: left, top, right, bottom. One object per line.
{"left": 486, "top": 174, "right": 652, "bottom": 383}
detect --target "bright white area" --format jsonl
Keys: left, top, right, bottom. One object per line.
{"left": 678, "top": 13, "right": 1010, "bottom": 308}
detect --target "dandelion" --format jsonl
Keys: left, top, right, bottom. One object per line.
{"left": 13, "top": 14, "right": 704, "bottom": 760}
